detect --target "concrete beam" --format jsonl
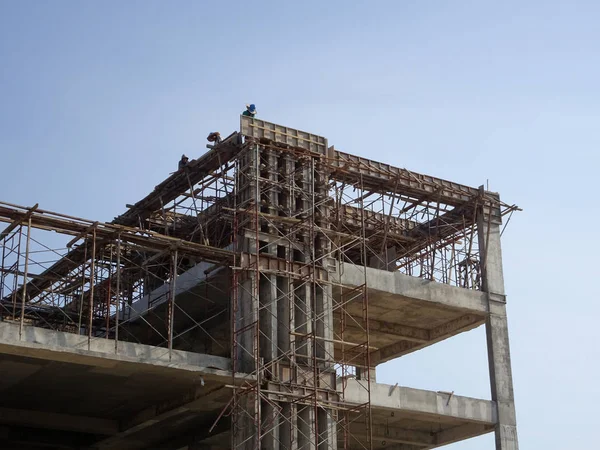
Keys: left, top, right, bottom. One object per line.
{"left": 381, "top": 445, "right": 427, "bottom": 450}
{"left": 371, "top": 313, "right": 484, "bottom": 364}
{"left": 125, "top": 385, "right": 228, "bottom": 430}
{"left": 338, "top": 315, "right": 429, "bottom": 343}
{"left": 434, "top": 423, "right": 492, "bottom": 446}
{"left": 429, "top": 313, "right": 482, "bottom": 340}
{"left": 371, "top": 340, "right": 420, "bottom": 364}
{"left": 350, "top": 423, "right": 433, "bottom": 446}
{"left": 338, "top": 264, "right": 488, "bottom": 313}
{"left": 0, "top": 406, "right": 118, "bottom": 435}
{"left": 92, "top": 386, "right": 229, "bottom": 449}
{"left": 152, "top": 419, "right": 230, "bottom": 450}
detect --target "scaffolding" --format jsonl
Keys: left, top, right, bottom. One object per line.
{"left": 0, "top": 116, "right": 518, "bottom": 450}
{"left": 225, "top": 127, "right": 375, "bottom": 449}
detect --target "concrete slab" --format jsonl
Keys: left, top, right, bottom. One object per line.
{"left": 120, "top": 261, "right": 488, "bottom": 366}
{"left": 334, "top": 265, "right": 488, "bottom": 364}
{"left": 0, "top": 321, "right": 231, "bottom": 375}
{"left": 0, "top": 322, "right": 242, "bottom": 449}
{"left": 342, "top": 379, "right": 496, "bottom": 448}
{"left": 338, "top": 265, "right": 488, "bottom": 313}
{"left": 350, "top": 380, "right": 496, "bottom": 423}
{"left": 0, "top": 324, "right": 495, "bottom": 449}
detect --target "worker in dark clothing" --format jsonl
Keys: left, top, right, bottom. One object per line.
{"left": 178, "top": 154, "right": 189, "bottom": 170}
{"left": 207, "top": 131, "right": 222, "bottom": 144}
{"left": 242, "top": 104, "right": 257, "bottom": 117}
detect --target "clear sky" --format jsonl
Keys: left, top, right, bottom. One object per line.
{"left": 1, "top": 1, "right": 598, "bottom": 448}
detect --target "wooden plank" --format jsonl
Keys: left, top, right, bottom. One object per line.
{"left": 0, "top": 203, "right": 38, "bottom": 241}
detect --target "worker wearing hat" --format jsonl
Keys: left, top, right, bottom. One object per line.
{"left": 242, "top": 104, "right": 257, "bottom": 117}
{"left": 178, "top": 154, "right": 189, "bottom": 170}
{"left": 207, "top": 131, "right": 222, "bottom": 144}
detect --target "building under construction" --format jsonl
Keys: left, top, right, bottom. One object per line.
{"left": 0, "top": 116, "right": 520, "bottom": 450}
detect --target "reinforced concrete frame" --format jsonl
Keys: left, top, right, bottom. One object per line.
{"left": 0, "top": 116, "right": 520, "bottom": 450}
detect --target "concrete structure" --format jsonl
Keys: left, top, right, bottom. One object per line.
{"left": 0, "top": 117, "right": 519, "bottom": 449}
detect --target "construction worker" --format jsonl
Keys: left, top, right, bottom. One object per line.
{"left": 207, "top": 131, "right": 222, "bottom": 144}
{"left": 242, "top": 104, "right": 257, "bottom": 117}
{"left": 178, "top": 154, "right": 189, "bottom": 170}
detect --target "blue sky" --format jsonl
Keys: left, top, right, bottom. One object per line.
{"left": 1, "top": 1, "right": 598, "bottom": 448}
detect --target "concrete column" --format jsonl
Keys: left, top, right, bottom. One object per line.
{"left": 315, "top": 284, "right": 334, "bottom": 366}
{"left": 277, "top": 276, "right": 291, "bottom": 360}
{"left": 259, "top": 250, "right": 279, "bottom": 450}
{"left": 262, "top": 399, "right": 280, "bottom": 450}
{"left": 297, "top": 405, "right": 316, "bottom": 450}
{"left": 232, "top": 146, "right": 261, "bottom": 450}
{"left": 317, "top": 408, "right": 337, "bottom": 450}
{"left": 232, "top": 393, "right": 258, "bottom": 450}
{"left": 280, "top": 402, "right": 298, "bottom": 450}
{"left": 293, "top": 282, "right": 312, "bottom": 365}
{"left": 368, "top": 246, "right": 398, "bottom": 271}
{"left": 260, "top": 274, "right": 278, "bottom": 363}
{"left": 236, "top": 276, "right": 258, "bottom": 374}
{"left": 478, "top": 197, "right": 519, "bottom": 450}
{"left": 356, "top": 366, "right": 376, "bottom": 383}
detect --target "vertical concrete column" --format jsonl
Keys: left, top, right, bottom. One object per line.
{"left": 279, "top": 154, "right": 295, "bottom": 365}
{"left": 262, "top": 399, "right": 280, "bottom": 450}
{"left": 277, "top": 275, "right": 291, "bottom": 360}
{"left": 236, "top": 276, "right": 257, "bottom": 374}
{"left": 260, "top": 274, "right": 278, "bottom": 364}
{"left": 260, "top": 149, "right": 280, "bottom": 367}
{"left": 266, "top": 149, "right": 279, "bottom": 231}
{"left": 297, "top": 406, "right": 316, "bottom": 450}
{"left": 477, "top": 196, "right": 519, "bottom": 450}
{"left": 315, "top": 285, "right": 334, "bottom": 367}
{"left": 232, "top": 389, "right": 258, "bottom": 450}
{"left": 313, "top": 159, "right": 335, "bottom": 371}
{"left": 317, "top": 406, "right": 338, "bottom": 450}
{"left": 280, "top": 403, "right": 298, "bottom": 450}
{"left": 236, "top": 192, "right": 259, "bottom": 374}
{"left": 294, "top": 282, "right": 313, "bottom": 365}
{"left": 232, "top": 146, "right": 260, "bottom": 450}
{"left": 367, "top": 246, "right": 398, "bottom": 271}
{"left": 355, "top": 366, "right": 377, "bottom": 382}
{"left": 259, "top": 252, "right": 279, "bottom": 448}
